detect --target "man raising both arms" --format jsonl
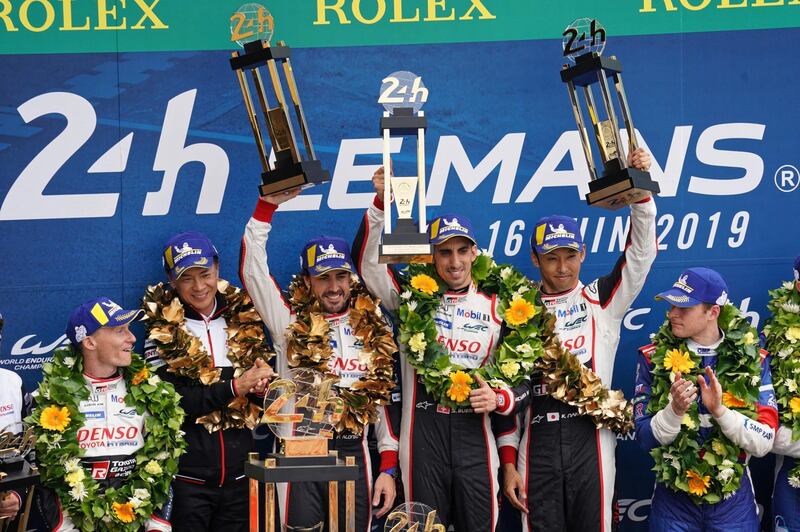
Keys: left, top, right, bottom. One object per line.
{"left": 240, "top": 188, "right": 397, "bottom": 532}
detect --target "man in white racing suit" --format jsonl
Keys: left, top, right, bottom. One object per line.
{"left": 498, "top": 148, "right": 656, "bottom": 532}
{"left": 240, "top": 189, "right": 397, "bottom": 532}
{"left": 38, "top": 297, "right": 172, "bottom": 532}
{"left": 351, "top": 167, "right": 505, "bottom": 532}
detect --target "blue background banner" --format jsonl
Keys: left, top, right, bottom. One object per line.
{"left": 1, "top": 28, "right": 797, "bottom": 530}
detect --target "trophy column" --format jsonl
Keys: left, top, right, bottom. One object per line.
{"left": 229, "top": 3, "right": 330, "bottom": 196}
{"left": 559, "top": 18, "right": 660, "bottom": 210}
{"left": 377, "top": 71, "right": 433, "bottom": 264}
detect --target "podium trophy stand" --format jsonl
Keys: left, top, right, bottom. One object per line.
{"left": 0, "top": 426, "right": 38, "bottom": 532}
{"left": 247, "top": 370, "right": 359, "bottom": 532}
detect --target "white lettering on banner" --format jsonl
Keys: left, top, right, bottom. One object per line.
{"left": 622, "top": 298, "right": 761, "bottom": 332}
{"left": 486, "top": 210, "right": 750, "bottom": 258}
{"left": 10, "top": 334, "right": 69, "bottom": 356}
{"left": 326, "top": 137, "right": 402, "bottom": 210}
{"left": 689, "top": 123, "right": 765, "bottom": 195}
{"left": 143, "top": 89, "right": 229, "bottom": 216}
{"left": 0, "top": 89, "right": 770, "bottom": 220}
{"left": 0, "top": 92, "right": 120, "bottom": 221}
{"left": 427, "top": 133, "right": 525, "bottom": 205}
{"left": 774, "top": 164, "right": 800, "bottom": 192}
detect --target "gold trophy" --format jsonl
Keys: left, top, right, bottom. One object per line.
{"left": 560, "top": 18, "right": 660, "bottom": 210}
{"left": 245, "top": 369, "right": 357, "bottom": 532}
{"left": 0, "top": 423, "right": 37, "bottom": 532}
{"left": 378, "top": 71, "right": 433, "bottom": 263}
{"left": 229, "top": 3, "right": 330, "bottom": 196}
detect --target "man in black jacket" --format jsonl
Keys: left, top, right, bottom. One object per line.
{"left": 144, "top": 232, "right": 274, "bottom": 532}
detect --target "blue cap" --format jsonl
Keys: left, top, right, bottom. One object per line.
{"left": 427, "top": 214, "right": 477, "bottom": 246}
{"left": 301, "top": 237, "right": 355, "bottom": 277}
{"left": 66, "top": 297, "right": 143, "bottom": 346}
{"left": 163, "top": 232, "right": 219, "bottom": 279}
{"left": 655, "top": 267, "right": 729, "bottom": 308}
{"left": 531, "top": 215, "right": 583, "bottom": 255}
{"left": 794, "top": 255, "right": 800, "bottom": 281}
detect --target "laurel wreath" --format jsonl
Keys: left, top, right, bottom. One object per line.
{"left": 27, "top": 348, "right": 186, "bottom": 531}
{"left": 285, "top": 276, "right": 396, "bottom": 435}
{"left": 647, "top": 304, "right": 762, "bottom": 504}
{"left": 765, "top": 280, "right": 800, "bottom": 487}
{"left": 397, "top": 251, "right": 633, "bottom": 433}
{"left": 142, "top": 279, "right": 274, "bottom": 432}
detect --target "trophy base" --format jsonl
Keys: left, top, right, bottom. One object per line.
{"left": 282, "top": 436, "right": 329, "bottom": 457}
{"left": 380, "top": 222, "right": 433, "bottom": 264}
{"left": 586, "top": 168, "right": 660, "bottom": 210}
{"left": 267, "top": 451, "right": 337, "bottom": 467}
{"left": 259, "top": 160, "right": 331, "bottom": 196}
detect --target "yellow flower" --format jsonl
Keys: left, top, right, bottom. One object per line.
{"left": 504, "top": 298, "right": 537, "bottom": 326}
{"left": 144, "top": 460, "right": 162, "bottom": 476}
{"left": 790, "top": 397, "right": 800, "bottom": 414}
{"left": 711, "top": 440, "right": 726, "bottom": 456}
{"left": 742, "top": 331, "right": 757, "bottom": 346}
{"left": 787, "top": 327, "right": 800, "bottom": 343}
{"left": 40, "top": 405, "right": 71, "bottom": 432}
{"left": 131, "top": 367, "right": 150, "bottom": 386}
{"left": 447, "top": 371, "right": 474, "bottom": 403}
{"left": 681, "top": 414, "right": 696, "bottom": 430}
{"left": 686, "top": 470, "right": 711, "bottom": 497}
{"left": 410, "top": 274, "right": 438, "bottom": 296}
{"left": 664, "top": 349, "right": 695, "bottom": 375}
{"left": 408, "top": 332, "right": 427, "bottom": 354}
{"left": 65, "top": 468, "right": 85, "bottom": 487}
{"left": 722, "top": 392, "right": 746, "bottom": 408}
{"left": 500, "top": 360, "right": 520, "bottom": 379}
{"left": 112, "top": 501, "right": 135, "bottom": 523}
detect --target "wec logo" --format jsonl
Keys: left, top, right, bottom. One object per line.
{"left": 10, "top": 334, "right": 69, "bottom": 356}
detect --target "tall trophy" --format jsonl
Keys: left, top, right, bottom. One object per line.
{"left": 245, "top": 369, "right": 358, "bottom": 532}
{"left": 378, "top": 71, "right": 433, "bottom": 264}
{"left": 559, "top": 18, "right": 660, "bottom": 210}
{"left": 229, "top": 3, "right": 330, "bottom": 196}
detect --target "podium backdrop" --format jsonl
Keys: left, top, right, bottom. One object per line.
{"left": 2, "top": 1, "right": 799, "bottom": 529}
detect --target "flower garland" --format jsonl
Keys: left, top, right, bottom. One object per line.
{"left": 27, "top": 348, "right": 186, "bottom": 531}
{"left": 142, "top": 279, "right": 274, "bottom": 432}
{"left": 285, "top": 276, "right": 397, "bottom": 435}
{"left": 765, "top": 280, "right": 800, "bottom": 487}
{"left": 647, "top": 303, "right": 762, "bottom": 504}
{"left": 397, "top": 251, "right": 632, "bottom": 434}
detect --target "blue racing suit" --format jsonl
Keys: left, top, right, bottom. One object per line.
{"left": 633, "top": 337, "right": 778, "bottom": 532}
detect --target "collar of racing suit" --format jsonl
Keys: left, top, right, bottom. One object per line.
{"left": 686, "top": 329, "right": 726, "bottom": 356}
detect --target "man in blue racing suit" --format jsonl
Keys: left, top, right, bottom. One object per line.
{"left": 634, "top": 268, "right": 778, "bottom": 531}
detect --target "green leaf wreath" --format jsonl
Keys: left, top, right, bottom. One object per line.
{"left": 647, "top": 304, "right": 762, "bottom": 504}
{"left": 27, "top": 348, "right": 186, "bottom": 531}
{"left": 397, "top": 251, "right": 633, "bottom": 433}
{"left": 764, "top": 280, "right": 800, "bottom": 487}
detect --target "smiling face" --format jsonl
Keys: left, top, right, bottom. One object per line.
{"left": 433, "top": 237, "right": 477, "bottom": 291}
{"left": 81, "top": 323, "right": 136, "bottom": 376}
{"left": 305, "top": 270, "right": 352, "bottom": 314}
{"left": 532, "top": 247, "right": 585, "bottom": 294}
{"left": 170, "top": 263, "right": 219, "bottom": 316}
